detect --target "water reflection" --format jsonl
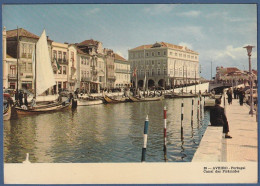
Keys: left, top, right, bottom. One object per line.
{"left": 4, "top": 98, "right": 210, "bottom": 163}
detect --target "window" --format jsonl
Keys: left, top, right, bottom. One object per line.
{"left": 170, "top": 69, "right": 173, "bottom": 75}
{"left": 183, "top": 54, "right": 186, "bottom": 58}
{"left": 164, "top": 51, "right": 166, "bottom": 55}
{"left": 157, "top": 60, "right": 160, "bottom": 65}
{"left": 146, "top": 52, "right": 149, "bottom": 57}
{"left": 58, "top": 66, "right": 62, "bottom": 74}
{"left": 87, "top": 58, "right": 89, "bottom": 65}
{"left": 63, "top": 52, "right": 67, "bottom": 61}
{"left": 179, "top": 53, "right": 182, "bottom": 57}
{"left": 53, "top": 50, "right": 57, "bottom": 60}
{"left": 152, "top": 60, "right": 154, "bottom": 65}
{"left": 141, "top": 69, "right": 144, "bottom": 75}
{"left": 63, "top": 66, "right": 66, "bottom": 75}
{"left": 146, "top": 69, "right": 149, "bottom": 76}
{"left": 175, "top": 52, "right": 177, "bottom": 56}
{"left": 152, "top": 69, "right": 155, "bottom": 75}
{"left": 152, "top": 52, "right": 154, "bottom": 56}
{"left": 170, "top": 52, "right": 172, "bottom": 55}
{"left": 158, "top": 52, "right": 161, "bottom": 56}
{"left": 164, "top": 68, "right": 167, "bottom": 75}
{"left": 58, "top": 51, "right": 62, "bottom": 60}
{"left": 187, "top": 55, "right": 190, "bottom": 58}
{"left": 157, "top": 69, "right": 161, "bottom": 75}
{"left": 10, "top": 65, "right": 16, "bottom": 75}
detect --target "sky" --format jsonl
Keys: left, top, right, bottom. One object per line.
{"left": 2, "top": 4, "right": 257, "bottom": 79}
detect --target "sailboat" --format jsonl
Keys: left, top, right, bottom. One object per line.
{"left": 15, "top": 30, "right": 71, "bottom": 115}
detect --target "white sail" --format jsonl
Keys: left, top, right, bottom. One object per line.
{"left": 35, "top": 30, "right": 55, "bottom": 96}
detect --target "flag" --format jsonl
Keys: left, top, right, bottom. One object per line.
{"left": 132, "top": 68, "right": 136, "bottom": 77}
{"left": 55, "top": 58, "right": 61, "bottom": 70}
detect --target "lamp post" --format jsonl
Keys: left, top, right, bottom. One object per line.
{"left": 243, "top": 45, "right": 255, "bottom": 116}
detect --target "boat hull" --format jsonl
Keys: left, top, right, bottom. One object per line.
{"left": 103, "top": 95, "right": 127, "bottom": 103}
{"left": 3, "top": 105, "right": 11, "bottom": 121}
{"left": 15, "top": 102, "right": 71, "bottom": 115}
{"left": 78, "top": 99, "right": 103, "bottom": 106}
{"left": 129, "top": 96, "right": 164, "bottom": 102}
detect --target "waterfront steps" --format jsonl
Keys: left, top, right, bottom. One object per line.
{"left": 193, "top": 99, "right": 257, "bottom": 162}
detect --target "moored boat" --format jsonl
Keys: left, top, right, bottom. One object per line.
{"left": 103, "top": 95, "right": 127, "bottom": 103}
{"left": 3, "top": 93, "right": 13, "bottom": 121}
{"left": 129, "top": 95, "right": 164, "bottom": 102}
{"left": 15, "top": 29, "right": 74, "bottom": 115}
{"left": 78, "top": 98, "right": 103, "bottom": 106}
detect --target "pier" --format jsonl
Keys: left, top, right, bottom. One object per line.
{"left": 193, "top": 97, "right": 257, "bottom": 162}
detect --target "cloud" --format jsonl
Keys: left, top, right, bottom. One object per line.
{"left": 170, "top": 26, "right": 204, "bottom": 40}
{"left": 85, "top": 8, "right": 100, "bottom": 16}
{"left": 178, "top": 42, "right": 193, "bottom": 49}
{"left": 143, "top": 4, "right": 175, "bottom": 15}
{"left": 177, "top": 10, "right": 201, "bottom": 17}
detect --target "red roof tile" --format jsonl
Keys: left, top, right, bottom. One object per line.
{"left": 113, "top": 53, "right": 127, "bottom": 61}
{"left": 77, "top": 39, "right": 100, "bottom": 46}
{"left": 130, "top": 42, "right": 198, "bottom": 54}
{"left": 6, "top": 28, "right": 39, "bottom": 39}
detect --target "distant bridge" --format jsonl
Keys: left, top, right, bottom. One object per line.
{"left": 209, "top": 82, "right": 232, "bottom": 94}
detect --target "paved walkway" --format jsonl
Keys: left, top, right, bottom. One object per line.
{"left": 223, "top": 99, "right": 258, "bottom": 162}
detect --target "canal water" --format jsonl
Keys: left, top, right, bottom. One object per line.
{"left": 4, "top": 97, "right": 210, "bottom": 163}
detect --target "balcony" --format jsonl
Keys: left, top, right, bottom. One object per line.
{"left": 8, "top": 74, "right": 17, "bottom": 80}
{"left": 81, "top": 77, "right": 91, "bottom": 82}
{"left": 115, "top": 69, "right": 130, "bottom": 74}
{"left": 108, "top": 75, "right": 116, "bottom": 80}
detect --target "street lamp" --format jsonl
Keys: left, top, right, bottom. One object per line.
{"left": 243, "top": 45, "right": 255, "bottom": 116}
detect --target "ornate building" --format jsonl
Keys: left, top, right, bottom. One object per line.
{"left": 128, "top": 42, "right": 200, "bottom": 89}
{"left": 114, "top": 53, "right": 131, "bottom": 88}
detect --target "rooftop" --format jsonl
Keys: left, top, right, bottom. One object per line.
{"left": 129, "top": 41, "right": 198, "bottom": 54}
{"left": 113, "top": 53, "right": 127, "bottom": 61}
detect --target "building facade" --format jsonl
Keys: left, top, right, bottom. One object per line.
{"left": 114, "top": 53, "right": 131, "bottom": 88}
{"left": 51, "top": 42, "right": 69, "bottom": 94}
{"left": 128, "top": 42, "right": 200, "bottom": 89}
{"left": 68, "top": 44, "right": 78, "bottom": 92}
{"left": 4, "top": 28, "right": 53, "bottom": 92}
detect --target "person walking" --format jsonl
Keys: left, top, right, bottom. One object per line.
{"left": 227, "top": 88, "right": 233, "bottom": 105}
{"left": 238, "top": 87, "right": 245, "bottom": 106}
{"left": 24, "top": 92, "right": 28, "bottom": 107}
{"left": 210, "top": 98, "right": 232, "bottom": 138}
{"left": 18, "top": 91, "right": 23, "bottom": 106}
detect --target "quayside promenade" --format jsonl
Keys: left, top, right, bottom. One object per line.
{"left": 193, "top": 97, "right": 257, "bottom": 162}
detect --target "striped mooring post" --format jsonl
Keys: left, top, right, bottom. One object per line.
{"left": 191, "top": 98, "right": 194, "bottom": 126}
{"left": 197, "top": 99, "right": 200, "bottom": 121}
{"left": 141, "top": 115, "right": 149, "bottom": 162}
{"left": 181, "top": 100, "right": 184, "bottom": 136}
{"left": 200, "top": 96, "right": 202, "bottom": 119}
{"left": 163, "top": 106, "right": 167, "bottom": 152}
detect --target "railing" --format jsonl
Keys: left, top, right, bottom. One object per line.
{"left": 8, "top": 74, "right": 17, "bottom": 79}
{"left": 115, "top": 69, "right": 131, "bottom": 74}
{"left": 81, "top": 77, "right": 91, "bottom": 82}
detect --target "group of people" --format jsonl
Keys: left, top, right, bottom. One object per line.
{"left": 226, "top": 87, "right": 245, "bottom": 106}
{"left": 14, "top": 90, "right": 28, "bottom": 107}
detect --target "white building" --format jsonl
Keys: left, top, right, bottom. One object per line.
{"left": 128, "top": 42, "right": 200, "bottom": 89}
{"left": 68, "top": 44, "right": 78, "bottom": 92}
{"left": 51, "top": 42, "right": 69, "bottom": 94}
{"left": 114, "top": 53, "right": 131, "bottom": 88}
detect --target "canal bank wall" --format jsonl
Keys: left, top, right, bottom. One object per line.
{"left": 192, "top": 93, "right": 257, "bottom": 162}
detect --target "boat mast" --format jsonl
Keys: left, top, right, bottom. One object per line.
{"left": 186, "top": 66, "right": 188, "bottom": 93}
{"left": 195, "top": 69, "right": 197, "bottom": 94}
{"left": 34, "top": 43, "right": 37, "bottom": 97}
{"left": 16, "top": 26, "right": 19, "bottom": 100}
{"left": 182, "top": 66, "right": 184, "bottom": 95}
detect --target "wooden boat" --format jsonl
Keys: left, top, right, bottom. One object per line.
{"left": 15, "top": 30, "right": 74, "bottom": 115}
{"left": 3, "top": 93, "right": 13, "bottom": 121}
{"left": 165, "top": 93, "right": 198, "bottom": 99}
{"left": 15, "top": 101, "right": 71, "bottom": 115}
{"left": 129, "top": 95, "right": 164, "bottom": 102}
{"left": 78, "top": 98, "right": 103, "bottom": 106}
{"left": 103, "top": 95, "right": 127, "bottom": 103}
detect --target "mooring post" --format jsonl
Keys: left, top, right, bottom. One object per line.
{"left": 191, "top": 98, "right": 194, "bottom": 126}
{"left": 197, "top": 99, "right": 200, "bottom": 121}
{"left": 181, "top": 100, "right": 184, "bottom": 137}
{"left": 141, "top": 115, "right": 149, "bottom": 162}
{"left": 163, "top": 106, "right": 167, "bottom": 161}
